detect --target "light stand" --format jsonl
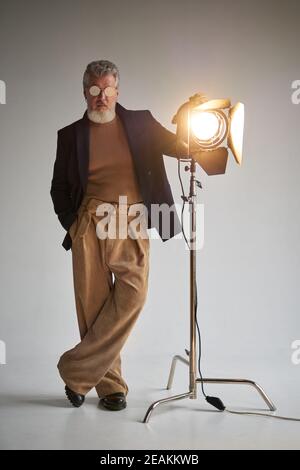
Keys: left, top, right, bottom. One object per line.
{"left": 142, "top": 98, "right": 276, "bottom": 423}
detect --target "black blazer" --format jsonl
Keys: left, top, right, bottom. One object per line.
{"left": 50, "top": 102, "right": 183, "bottom": 250}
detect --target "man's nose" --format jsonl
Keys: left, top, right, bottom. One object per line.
{"left": 97, "top": 95, "right": 106, "bottom": 104}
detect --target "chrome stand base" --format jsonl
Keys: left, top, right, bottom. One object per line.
{"left": 143, "top": 351, "right": 276, "bottom": 423}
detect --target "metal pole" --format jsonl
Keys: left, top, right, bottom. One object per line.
{"left": 189, "top": 156, "right": 197, "bottom": 399}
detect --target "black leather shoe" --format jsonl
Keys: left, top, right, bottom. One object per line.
{"left": 65, "top": 385, "right": 85, "bottom": 407}
{"left": 99, "top": 392, "right": 127, "bottom": 411}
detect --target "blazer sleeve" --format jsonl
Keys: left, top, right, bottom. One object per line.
{"left": 50, "top": 129, "right": 76, "bottom": 231}
{"left": 147, "top": 111, "right": 189, "bottom": 159}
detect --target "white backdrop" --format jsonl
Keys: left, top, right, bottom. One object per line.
{"left": 0, "top": 0, "right": 299, "bottom": 449}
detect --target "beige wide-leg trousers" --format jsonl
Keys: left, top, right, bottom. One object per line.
{"left": 57, "top": 196, "right": 150, "bottom": 398}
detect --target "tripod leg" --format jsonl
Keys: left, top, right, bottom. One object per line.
{"left": 196, "top": 378, "right": 276, "bottom": 411}
{"left": 166, "top": 354, "right": 189, "bottom": 389}
{"left": 143, "top": 391, "right": 192, "bottom": 423}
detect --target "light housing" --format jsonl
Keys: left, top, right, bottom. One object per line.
{"left": 172, "top": 94, "right": 244, "bottom": 175}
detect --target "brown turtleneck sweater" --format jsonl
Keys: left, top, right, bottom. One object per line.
{"left": 85, "top": 114, "right": 143, "bottom": 204}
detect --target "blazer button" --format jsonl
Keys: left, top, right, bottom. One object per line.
{"left": 148, "top": 170, "right": 151, "bottom": 176}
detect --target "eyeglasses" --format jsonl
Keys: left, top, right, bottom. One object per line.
{"left": 88, "top": 85, "right": 117, "bottom": 98}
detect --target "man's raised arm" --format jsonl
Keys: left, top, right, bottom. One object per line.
{"left": 148, "top": 111, "right": 189, "bottom": 159}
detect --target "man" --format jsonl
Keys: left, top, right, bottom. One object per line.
{"left": 50, "top": 60, "right": 187, "bottom": 411}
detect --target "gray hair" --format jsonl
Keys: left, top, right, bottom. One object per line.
{"left": 83, "top": 60, "right": 120, "bottom": 89}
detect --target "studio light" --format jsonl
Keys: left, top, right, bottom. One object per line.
{"left": 172, "top": 94, "right": 245, "bottom": 175}
{"left": 143, "top": 93, "right": 276, "bottom": 423}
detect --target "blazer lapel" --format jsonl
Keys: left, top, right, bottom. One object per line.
{"left": 75, "top": 110, "right": 90, "bottom": 191}
{"left": 115, "top": 102, "right": 146, "bottom": 184}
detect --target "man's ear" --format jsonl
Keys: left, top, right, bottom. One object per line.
{"left": 83, "top": 88, "right": 87, "bottom": 100}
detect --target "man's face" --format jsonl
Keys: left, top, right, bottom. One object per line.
{"left": 84, "top": 73, "right": 119, "bottom": 113}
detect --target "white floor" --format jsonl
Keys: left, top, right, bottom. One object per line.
{"left": 0, "top": 353, "right": 300, "bottom": 450}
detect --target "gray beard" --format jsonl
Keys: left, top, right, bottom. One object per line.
{"left": 87, "top": 108, "right": 116, "bottom": 124}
